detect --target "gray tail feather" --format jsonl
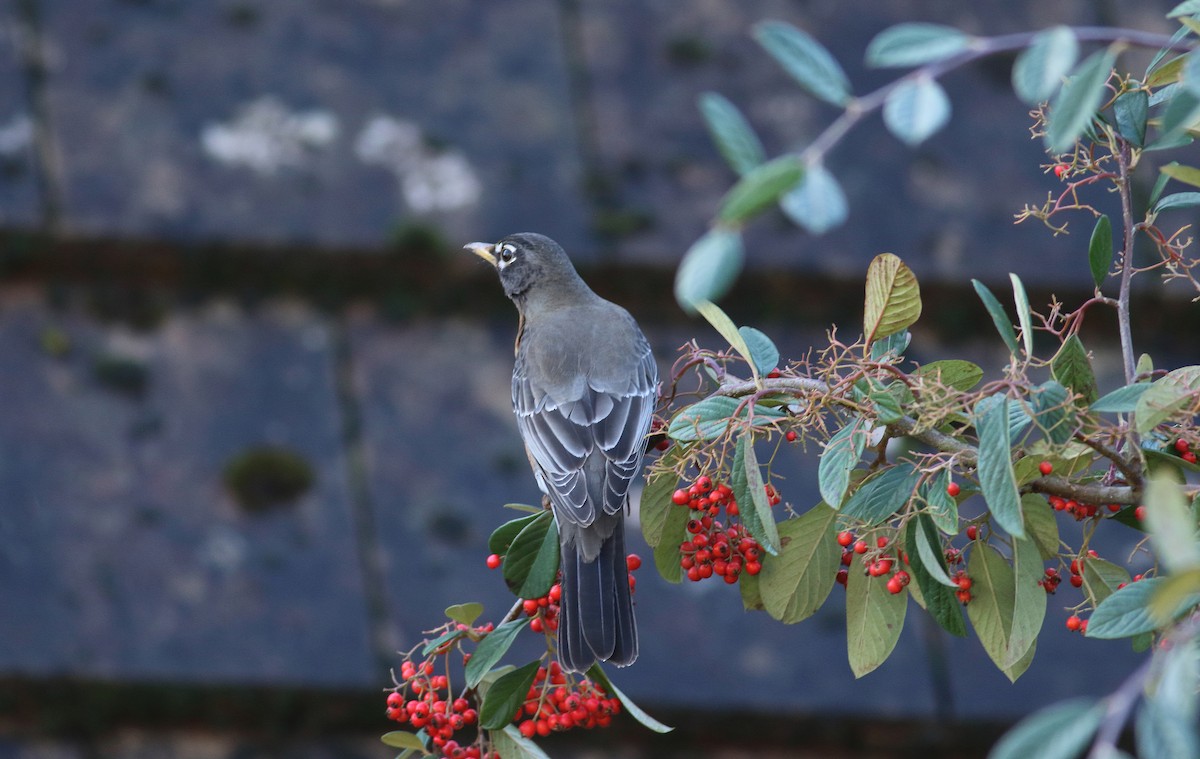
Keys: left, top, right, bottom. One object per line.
{"left": 558, "top": 521, "right": 637, "bottom": 673}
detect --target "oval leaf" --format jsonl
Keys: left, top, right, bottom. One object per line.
{"left": 754, "top": 20, "right": 851, "bottom": 105}
{"left": 667, "top": 395, "right": 786, "bottom": 442}
{"left": 840, "top": 463, "right": 921, "bottom": 525}
{"left": 846, "top": 551, "right": 908, "bottom": 677}
{"left": 1010, "top": 273, "right": 1033, "bottom": 357}
{"left": 864, "top": 252, "right": 922, "bottom": 343}
{"left": 1051, "top": 334, "right": 1099, "bottom": 405}
{"left": 883, "top": 75, "right": 951, "bottom": 146}
{"left": 501, "top": 510, "right": 560, "bottom": 598}
{"left": 1012, "top": 26, "right": 1079, "bottom": 104}
{"left": 1091, "top": 382, "right": 1151, "bottom": 413}
{"left": 759, "top": 505, "right": 839, "bottom": 623}
{"left": 1114, "top": 89, "right": 1149, "bottom": 147}
{"left": 586, "top": 664, "right": 674, "bottom": 733}
{"left": 491, "top": 724, "right": 553, "bottom": 759}
{"left": 1135, "top": 365, "right": 1200, "bottom": 434}
{"left": 1153, "top": 191, "right": 1200, "bottom": 213}
{"left": 739, "top": 326, "right": 780, "bottom": 374}
{"left": 818, "top": 417, "right": 869, "bottom": 507}
{"left": 479, "top": 660, "right": 542, "bottom": 729}
{"left": 779, "top": 163, "right": 849, "bottom": 235}
{"left": 1087, "top": 577, "right": 1172, "bottom": 639}
{"left": 1046, "top": 47, "right": 1116, "bottom": 153}
{"left": 381, "top": 731, "right": 428, "bottom": 750}
{"left": 465, "top": 617, "right": 531, "bottom": 688}
{"left": 732, "top": 435, "right": 781, "bottom": 555}
{"left": 916, "top": 359, "right": 983, "bottom": 391}
{"left": 989, "top": 699, "right": 1105, "bottom": 759}
{"left": 718, "top": 154, "right": 805, "bottom": 225}
{"left": 971, "top": 279, "right": 1021, "bottom": 357}
{"left": 1088, "top": 214, "right": 1113, "bottom": 288}
{"left": 445, "top": 602, "right": 484, "bottom": 626}
{"left": 866, "top": 23, "right": 973, "bottom": 68}
{"left": 904, "top": 515, "right": 967, "bottom": 636}
{"left": 1144, "top": 472, "right": 1200, "bottom": 575}
{"left": 698, "top": 92, "right": 765, "bottom": 176}
{"left": 674, "top": 228, "right": 744, "bottom": 312}
{"left": 974, "top": 396, "right": 1025, "bottom": 538}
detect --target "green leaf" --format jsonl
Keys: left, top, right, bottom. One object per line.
{"left": 732, "top": 435, "right": 781, "bottom": 555}
{"left": 1148, "top": 54, "right": 1188, "bottom": 88}
{"left": 587, "top": 664, "right": 674, "bottom": 733}
{"left": 491, "top": 724, "right": 553, "bottom": 759}
{"left": 904, "top": 516, "right": 967, "bottom": 636}
{"left": 421, "top": 628, "right": 465, "bottom": 657}
{"left": 1149, "top": 569, "right": 1200, "bottom": 623}
{"left": 965, "top": 542, "right": 1020, "bottom": 677}
{"left": 1088, "top": 214, "right": 1113, "bottom": 288}
{"left": 759, "top": 505, "right": 839, "bottom": 623}
{"left": 639, "top": 447, "right": 681, "bottom": 550}
{"left": 865, "top": 23, "right": 973, "bottom": 67}
{"left": 1162, "top": 89, "right": 1200, "bottom": 140}
{"left": 667, "top": 395, "right": 786, "bottom": 442}
{"left": 1004, "top": 275, "right": 1032, "bottom": 359}
{"left": 1051, "top": 334, "right": 1099, "bottom": 405}
{"left": 1089, "top": 578, "right": 1200, "bottom": 638}
{"left": 989, "top": 699, "right": 1105, "bottom": 759}
{"left": 1046, "top": 47, "right": 1116, "bottom": 152}
{"left": 818, "top": 417, "right": 869, "bottom": 508}
{"left": 869, "top": 329, "right": 911, "bottom": 360}
{"left": 840, "top": 463, "right": 922, "bottom": 526}
{"left": 739, "top": 563, "right": 764, "bottom": 610}
{"left": 479, "top": 660, "right": 541, "bottom": 729}
{"left": 971, "top": 279, "right": 1021, "bottom": 357}
{"left": 465, "top": 617, "right": 531, "bottom": 688}
{"left": 913, "top": 514, "right": 956, "bottom": 588}
{"left": 883, "top": 75, "right": 951, "bottom": 146}
{"left": 718, "top": 155, "right": 805, "bottom": 225}
{"left": 923, "top": 470, "right": 960, "bottom": 535}
{"left": 489, "top": 513, "right": 542, "bottom": 556}
{"left": 738, "top": 326, "right": 780, "bottom": 374}
{"left": 1114, "top": 89, "right": 1149, "bottom": 147}
{"left": 674, "top": 229, "right": 744, "bottom": 312}
{"left": 1031, "top": 380, "right": 1074, "bottom": 445}
{"left": 1022, "top": 494, "right": 1060, "bottom": 561}
{"left": 651, "top": 498, "right": 689, "bottom": 584}
{"left": 1007, "top": 537, "right": 1046, "bottom": 670}
{"left": 845, "top": 551, "right": 908, "bottom": 677}
{"left": 694, "top": 299, "right": 760, "bottom": 384}
{"left": 1170, "top": 0, "right": 1200, "bottom": 17}
{"left": 1161, "top": 161, "right": 1200, "bottom": 189}
{"left": 1081, "top": 557, "right": 1131, "bottom": 610}
{"left": 501, "top": 511, "right": 560, "bottom": 598}
{"left": 1144, "top": 471, "right": 1200, "bottom": 574}
{"left": 1012, "top": 26, "right": 1078, "bottom": 104}
{"left": 444, "top": 602, "right": 484, "bottom": 627}
{"left": 863, "top": 252, "right": 922, "bottom": 343}
{"left": 1137, "top": 697, "right": 1200, "bottom": 759}
{"left": 1091, "top": 382, "right": 1151, "bottom": 413}
{"left": 975, "top": 396, "right": 1025, "bottom": 538}
{"left": 1135, "top": 366, "right": 1200, "bottom": 435}
{"left": 753, "top": 21, "right": 851, "bottom": 106}
{"left": 780, "top": 163, "right": 848, "bottom": 235}
{"left": 1154, "top": 191, "right": 1200, "bottom": 214}
{"left": 916, "top": 359, "right": 983, "bottom": 391}
{"left": 698, "top": 92, "right": 765, "bottom": 177}
{"left": 381, "top": 731, "right": 428, "bottom": 750}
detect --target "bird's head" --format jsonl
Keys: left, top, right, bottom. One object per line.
{"left": 464, "top": 233, "right": 586, "bottom": 302}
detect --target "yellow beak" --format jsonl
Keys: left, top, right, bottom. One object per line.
{"left": 464, "top": 242, "right": 497, "bottom": 266}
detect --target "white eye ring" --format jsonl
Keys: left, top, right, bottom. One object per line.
{"left": 497, "top": 243, "right": 517, "bottom": 268}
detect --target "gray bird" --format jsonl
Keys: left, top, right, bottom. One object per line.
{"left": 466, "top": 233, "right": 657, "bottom": 672}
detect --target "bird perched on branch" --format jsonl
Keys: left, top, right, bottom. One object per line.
{"left": 466, "top": 233, "right": 657, "bottom": 672}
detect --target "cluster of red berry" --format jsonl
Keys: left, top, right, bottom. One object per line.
{"left": 1039, "top": 567, "right": 1062, "bottom": 594}
{"left": 835, "top": 531, "right": 911, "bottom": 594}
{"left": 1065, "top": 614, "right": 1089, "bottom": 634}
{"left": 387, "top": 658, "right": 484, "bottom": 758}
{"left": 671, "top": 475, "right": 766, "bottom": 583}
{"left": 514, "top": 662, "right": 621, "bottom": 738}
{"left": 951, "top": 569, "right": 973, "bottom": 604}
{"left": 1175, "top": 437, "right": 1198, "bottom": 464}
{"left": 1047, "top": 494, "right": 1122, "bottom": 521}
{"left": 485, "top": 556, "right": 642, "bottom": 633}
{"left": 1066, "top": 551, "right": 1099, "bottom": 589}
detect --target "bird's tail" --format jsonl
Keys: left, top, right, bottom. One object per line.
{"left": 557, "top": 519, "right": 637, "bottom": 673}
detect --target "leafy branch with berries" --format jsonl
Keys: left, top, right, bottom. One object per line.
{"left": 649, "top": 6, "right": 1200, "bottom": 758}
{"left": 385, "top": 7, "right": 1200, "bottom": 759}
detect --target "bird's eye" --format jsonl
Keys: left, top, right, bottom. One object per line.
{"left": 498, "top": 244, "right": 517, "bottom": 265}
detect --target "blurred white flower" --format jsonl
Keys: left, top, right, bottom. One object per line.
{"left": 202, "top": 97, "right": 339, "bottom": 174}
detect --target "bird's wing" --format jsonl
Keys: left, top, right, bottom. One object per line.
{"left": 513, "top": 329, "right": 657, "bottom": 527}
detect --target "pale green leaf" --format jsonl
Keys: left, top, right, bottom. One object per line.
{"left": 381, "top": 731, "right": 428, "bottom": 751}
{"left": 698, "top": 92, "right": 764, "bottom": 177}
{"left": 1137, "top": 697, "right": 1200, "bottom": 759}
{"left": 966, "top": 542, "right": 1018, "bottom": 676}
{"left": 883, "top": 75, "right": 951, "bottom": 146}
{"left": 866, "top": 23, "right": 973, "bottom": 67}
{"left": 1091, "top": 383, "right": 1151, "bottom": 413}
{"left": 1022, "top": 494, "right": 1060, "bottom": 560}
{"left": 840, "top": 463, "right": 921, "bottom": 525}
{"left": 759, "top": 505, "right": 840, "bottom": 623}
{"left": 674, "top": 229, "right": 744, "bottom": 312}
{"left": 780, "top": 163, "right": 848, "bottom": 235}
{"left": 695, "top": 299, "right": 760, "bottom": 384}
{"left": 846, "top": 552, "right": 908, "bottom": 677}
{"left": 718, "top": 154, "right": 805, "bottom": 225}
{"left": 1160, "top": 161, "right": 1200, "bottom": 189}
{"left": 972, "top": 279, "right": 1021, "bottom": 357}
{"left": 1007, "top": 536, "right": 1046, "bottom": 669}
{"left": 492, "top": 725, "right": 553, "bottom": 759}
{"left": 1081, "top": 557, "right": 1131, "bottom": 615}
{"left": 1046, "top": 47, "right": 1116, "bottom": 152}
{"left": 916, "top": 359, "right": 983, "bottom": 391}
{"left": 1087, "top": 578, "right": 1174, "bottom": 638}
{"left": 818, "top": 417, "right": 869, "bottom": 508}
{"left": 1144, "top": 471, "right": 1200, "bottom": 574}
{"left": 733, "top": 435, "right": 781, "bottom": 556}
{"left": 989, "top": 699, "right": 1104, "bottom": 759}
{"left": 667, "top": 396, "right": 785, "bottom": 442}
{"left": 1012, "top": 26, "right": 1078, "bottom": 104}
{"left": 1010, "top": 273, "right": 1033, "bottom": 357}
{"left": 738, "top": 326, "right": 779, "bottom": 374}
{"left": 1135, "top": 366, "right": 1200, "bottom": 435}
{"left": 754, "top": 21, "right": 851, "bottom": 105}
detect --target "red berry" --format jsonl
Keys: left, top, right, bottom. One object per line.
{"left": 1053, "top": 163, "right": 1069, "bottom": 179}
{"left": 868, "top": 558, "right": 893, "bottom": 577}
{"left": 485, "top": 553, "right": 502, "bottom": 570}
{"left": 946, "top": 481, "right": 961, "bottom": 497}
{"left": 767, "top": 368, "right": 782, "bottom": 378}
{"left": 853, "top": 539, "right": 868, "bottom": 555}
{"left": 1176, "top": 438, "right": 1190, "bottom": 453}
{"left": 876, "top": 536, "right": 889, "bottom": 549}
{"left": 1065, "top": 615, "right": 1082, "bottom": 632}
{"left": 1135, "top": 505, "right": 1146, "bottom": 521}
{"left": 745, "top": 560, "right": 762, "bottom": 575}
{"left": 1185, "top": 452, "right": 1198, "bottom": 464}
{"left": 671, "top": 488, "right": 689, "bottom": 506}
{"left": 1038, "top": 460, "right": 1053, "bottom": 476}
{"left": 886, "top": 575, "right": 904, "bottom": 594}
{"left": 785, "top": 430, "right": 798, "bottom": 442}
{"left": 1070, "top": 575, "right": 1083, "bottom": 588}
{"left": 966, "top": 525, "right": 979, "bottom": 541}
{"left": 387, "top": 692, "right": 404, "bottom": 709}
{"left": 836, "top": 568, "right": 849, "bottom": 586}
{"left": 696, "top": 475, "right": 712, "bottom": 492}
{"left": 626, "top": 553, "right": 642, "bottom": 571}
{"left": 836, "top": 531, "right": 854, "bottom": 548}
